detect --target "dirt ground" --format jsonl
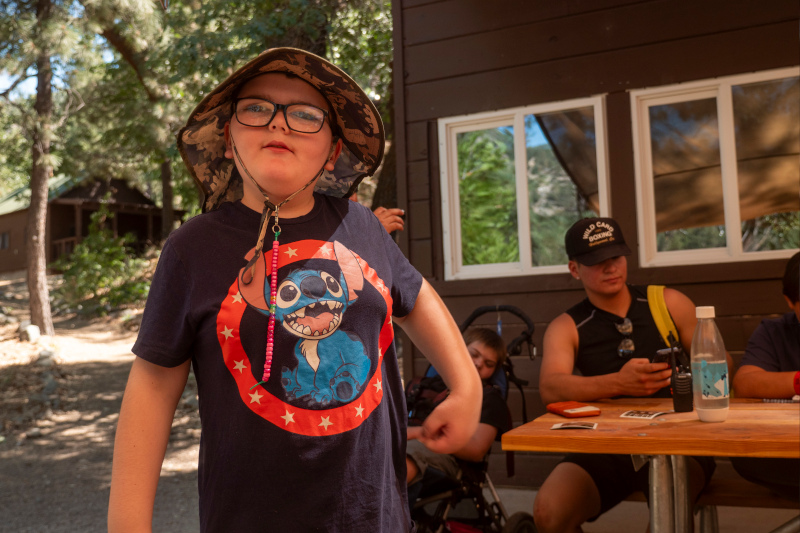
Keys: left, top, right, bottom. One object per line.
{"left": 0, "top": 277, "right": 201, "bottom": 532}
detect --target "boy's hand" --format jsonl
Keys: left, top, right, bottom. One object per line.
{"left": 617, "top": 358, "right": 671, "bottom": 396}
{"left": 415, "top": 392, "right": 480, "bottom": 454}
{"left": 373, "top": 207, "right": 405, "bottom": 234}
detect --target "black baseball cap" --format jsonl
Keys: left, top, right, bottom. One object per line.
{"left": 782, "top": 251, "right": 800, "bottom": 304}
{"left": 565, "top": 217, "right": 632, "bottom": 266}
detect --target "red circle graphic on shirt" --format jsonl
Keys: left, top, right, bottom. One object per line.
{"left": 216, "top": 240, "right": 395, "bottom": 436}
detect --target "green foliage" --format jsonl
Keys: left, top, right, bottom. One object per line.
{"left": 457, "top": 128, "right": 519, "bottom": 265}
{"left": 743, "top": 211, "right": 800, "bottom": 251}
{"left": 0, "top": 104, "right": 30, "bottom": 196}
{"left": 527, "top": 144, "right": 595, "bottom": 266}
{"left": 658, "top": 211, "right": 800, "bottom": 253}
{"left": 329, "top": 0, "right": 393, "bottom": 130}
{"left": 51, "top": 202, "right": 154, "bottom": 315}
{"left": 657, "top": 226, "right": 726, "bottom": 252}
{"left": 456, "top": 127, "right": 599, "bottom": 268}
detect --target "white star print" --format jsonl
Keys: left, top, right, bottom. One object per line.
{"left": 220, "top": 326, "right": 234, "bottom": 340}
{"left": 231, "top": 293, "right": 243, "bottom": 304}
{"left": 319, "top": 416, "right": 333, "bottom": 430}
{"left": 318, "top": 244, "right": 333, "bottom": 257}
{"left": 233, "top": 360, "right": 247, "bottom": 373}
{"left": 355, "top": 404, "right": 365, "bottom": 417}
{"left": 281, "top": 410, "right": 295, "bottom": 426}
{"left": 376, "top": 280, "right": 387, "bottom": 294}
{"left": 285, "top": 247, "right": 298, "bottom": 258}
{"left": 249, "top": 390, "right": 263, "bottom": 404}
{"left": 373, "top": 379, "right": 383, "bottom": 393}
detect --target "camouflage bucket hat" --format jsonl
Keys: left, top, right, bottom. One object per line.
{"left": 177, "top": 47, "right": 385, "bottom": 212}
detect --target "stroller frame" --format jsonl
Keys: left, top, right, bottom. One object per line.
{"left": 409, "top": 305, "right": 538, "bottom": 533}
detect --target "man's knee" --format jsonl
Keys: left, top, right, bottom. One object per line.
{"left": 532, "top": 490, "right": 564, "bottom": 532}
{"left": 533, "top": 462, "right": 601, "bottom": 532}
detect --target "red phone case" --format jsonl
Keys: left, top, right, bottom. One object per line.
{"left": 547, "top": 401, "right": 601, "bottom": 418}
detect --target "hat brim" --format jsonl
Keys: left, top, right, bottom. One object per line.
{"left": 573, "top": 243, "right": 632, "bottom": 266}
{"left": 177, "top": 47, "right": 385, "bottom": 212}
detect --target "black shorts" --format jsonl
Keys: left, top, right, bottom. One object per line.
{"left": 560, "top": 453, "right": 716, "bottom": 521}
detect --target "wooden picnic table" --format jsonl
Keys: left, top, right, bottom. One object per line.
{"left": 501, "top": 397, "right": 799, "bottom": 532}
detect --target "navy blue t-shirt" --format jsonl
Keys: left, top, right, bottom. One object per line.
{"left": 740, "top": 312, "right": 800, "bottom": 372}
{"left": 133, "top": 194, "right": 422, "bottom": 532}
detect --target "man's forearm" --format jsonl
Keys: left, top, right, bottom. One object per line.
{"left": 733, "top": 369, "right": 795, "bottom": 399}
{"left": 540, "top": 372, "right": 620, "bottom": 405}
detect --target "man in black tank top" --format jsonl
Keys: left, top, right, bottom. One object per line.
{"left": 532, "top": 217, "right": 717, "bottom": 533}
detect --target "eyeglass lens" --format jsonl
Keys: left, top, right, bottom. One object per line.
{"left": 615, "top": 318, "right": 635, "bottom": 357}
{"left": 235, "top": 98, "right": 326, "bottom": 133}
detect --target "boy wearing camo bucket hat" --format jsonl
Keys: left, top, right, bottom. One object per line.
{"left": 108, "top": 48, "right": 481, "bottom": 533}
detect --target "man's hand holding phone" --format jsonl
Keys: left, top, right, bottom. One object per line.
{"left": 618, "top": 358, "right": 671, "bottom": 396}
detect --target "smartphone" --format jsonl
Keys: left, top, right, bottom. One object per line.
{"left": 652, "top": 348, "right": 673, "bottom": 366}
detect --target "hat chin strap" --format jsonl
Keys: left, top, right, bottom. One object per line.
{"left": 230, "top": 133, "right": 327, "bottom": 285}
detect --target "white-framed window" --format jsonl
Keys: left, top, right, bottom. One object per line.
{"left": 631, "top": 68, "right": 800, "bottom": 267}
{"left": 438, "top": 96, "right": 609, "bottom": 280}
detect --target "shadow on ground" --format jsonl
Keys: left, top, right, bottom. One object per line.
{"left": 0, "top": 358, "right": 200, "bottom": 532}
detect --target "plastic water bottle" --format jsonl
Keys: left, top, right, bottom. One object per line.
{"left": 690, "top": 306, "right": 729, "bottom": 422}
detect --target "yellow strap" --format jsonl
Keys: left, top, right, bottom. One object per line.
{"left": 647, "top": 285, "right": 679, "bottom": 346}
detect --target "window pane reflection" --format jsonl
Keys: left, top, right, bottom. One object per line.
{"left": 649, "top": 99, "right": 726, "bottom": 251}
{"left": 733, "top": 77, "right": 800, "bottom": 252}
{"left": 526, "top": 108, "right": 598, "bottom": 266}
{"left": 457, "top": 127, "right": 519, "bottom": 265}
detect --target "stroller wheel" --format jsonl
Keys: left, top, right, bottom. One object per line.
{"left": 502, "top": 512, "right": 537, "bottom": 533}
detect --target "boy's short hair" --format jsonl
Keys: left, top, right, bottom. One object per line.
{"left": 464, "top": 327, "right": 507, "bottom": 367}
{"left": 782, "top": 251, "right": 800, "bottom": 304}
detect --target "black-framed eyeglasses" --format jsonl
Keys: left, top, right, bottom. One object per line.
{"left": 616, "top": 317, "right": 635, "bottom": 358}
{"left": 233, "top": 97, "right": 329, "bottom": 133}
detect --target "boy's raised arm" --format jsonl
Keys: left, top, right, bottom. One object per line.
{"left": 394, "top": 279, "right": 482, "bottom": 455}
{"left": 108, "top": 357, "right": 191, "bottom": 533}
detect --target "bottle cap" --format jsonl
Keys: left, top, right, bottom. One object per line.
{"left": 696, "top": 306, "right": 715, "bottom": 319}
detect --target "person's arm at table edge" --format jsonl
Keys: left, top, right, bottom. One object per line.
{"left": 540, "top": 313, "right": 673, "bottom": 404}
{"left": 539, "top": 313, "right": 621, "bottom": 404}
{"left": 733, "top": 366, "right": 796, "bottom": 399}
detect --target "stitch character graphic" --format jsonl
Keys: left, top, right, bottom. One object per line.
{"left": 238, "top": 241, "right": 371, "bottom": 405}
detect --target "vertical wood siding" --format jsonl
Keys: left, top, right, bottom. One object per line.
{"left": 394, "top": 0, "right": 799, "bottom": 437}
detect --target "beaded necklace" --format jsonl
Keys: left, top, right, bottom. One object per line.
{"left": 230, "top": 135, "right": 326, "bottom": 388}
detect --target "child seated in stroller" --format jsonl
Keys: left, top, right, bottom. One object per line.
{"left": 406, "top": 327, "right": 512, "bottom": 502}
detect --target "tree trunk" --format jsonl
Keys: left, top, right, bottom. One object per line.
{"left": 160, "top": 157, "right": 174, "bottom": 239}
{"left": 27, "top": 0, "right": 55, "bottom": 336}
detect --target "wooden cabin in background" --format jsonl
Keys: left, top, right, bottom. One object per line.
{"left": 391, "top": 0, "right": 799, "bottom": 485}
{"left": 0, "top": 176, "right": 174, "bottom": 276}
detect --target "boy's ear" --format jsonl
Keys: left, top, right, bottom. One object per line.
{"left": 224, "top": 122, "right": 233, "bottom": 159}
{"left": 567, "top": 260, "right": 581, "bottom": 280}
{"left": 324, "top": 139, "right": 343, "bottom": 171}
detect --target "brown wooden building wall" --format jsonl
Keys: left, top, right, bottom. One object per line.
{"left": 0, "top": 178, "right": 169, "bottom": 275}
{"left": 392, "top": 0, "right": 799, "bottom": 483}
{"left": 0, "top": 210, "right": 29, "bottom": 274}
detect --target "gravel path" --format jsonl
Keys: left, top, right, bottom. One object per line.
{"left": 0, "top": 282, "right": 200, "bottom": 532}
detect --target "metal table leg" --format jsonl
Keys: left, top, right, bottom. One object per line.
{"left": 650, "top": 454, "right": 675, "bottom": 533}
{"left": 671, "top": 455, "right": 692, "bottom": 533}
{"left": 769, "top": 514, "right": 800, "bottom": 533}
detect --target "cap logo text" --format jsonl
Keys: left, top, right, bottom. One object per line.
{"left": 582, "top": 221, "right": 614, "bottom": 243}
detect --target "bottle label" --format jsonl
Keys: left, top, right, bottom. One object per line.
{"left": 692, "top": 360, "right": 729, "bottom": 399}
